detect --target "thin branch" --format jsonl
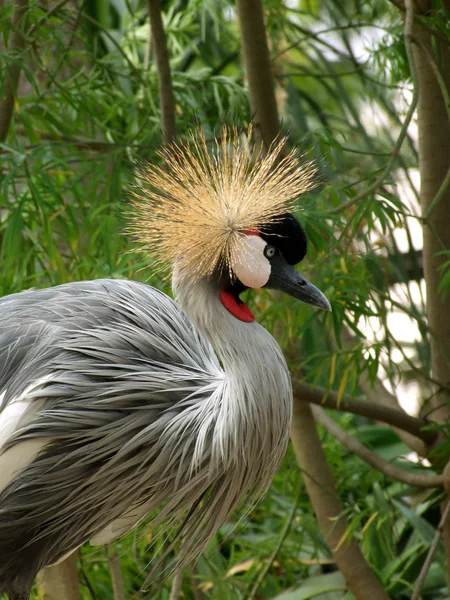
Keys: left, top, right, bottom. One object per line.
{"left": 328, "top": 86, "right": 418, "bottom": 214}
{"left": 312, "top": 406, "right": 443, "bottom": 489}
{"left": 246, "top": 487, "right": 301, "bottom": 600}
{"left": 26, "top": 0, "right": 73, "bottom": 38}
{"left": 80, "top": 11, "right": 140, "bottom": 76}
{"left": 411, "top": 498, "right": 450, "bottom": 600}
{"left": 147, "top": 0, "right": 176, "bottom": 143}
{"left": 189, "top": 565, "right": 206, "bottom": 600}
{"left": 0, "top": 137, "right": 157, "bottom": 155}
{"left": 403, "top": 0, "right": 418, "bottom": 116}
{"left": 282, "top": 21, "right": 357, "bottom": 63}
{"left": 293, "top": 381, "right": 437, "bottom": 447}
{"left": 169, "top": 569, "right": 184, "bottom": 600}
{"left": 273, "top": 21, "right": 388, "bottom": 62}
{"left": 0, "top": 0, "right": 28, "bottom": 143}
{"left": 210, "top": 50, "right": 240, "bottom": 76}
{"left": 277, "top": 68, "right": 363, "bottom": 79}
{"left": 78, "top": 553, "right": 98, "bottom": 600}
{"left": 107, "top": 548, "right": 125, "bottom": 600}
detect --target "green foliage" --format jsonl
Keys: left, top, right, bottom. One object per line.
{"left": 1, "top": 0, "right": 448, "bottom": 598}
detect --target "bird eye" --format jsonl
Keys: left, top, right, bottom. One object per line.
{"left": 264, "top": 246, "right": 276, "bottom": 259}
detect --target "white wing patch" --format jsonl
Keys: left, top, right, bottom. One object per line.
{"left": 0, "top": 438, "right": 50, "bottom": 494}
{"left": 0, "top": 375, "right": 51, "bottom": 449}
{"left": 0, "top": 376, "right": 52, "bottom": 493}
{"left": 0, "top": 399, "right": 32, "bottom": 451}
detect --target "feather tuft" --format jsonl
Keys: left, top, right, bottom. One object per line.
{"left": 130, "top": 125, "right": 317, "bottom": 280}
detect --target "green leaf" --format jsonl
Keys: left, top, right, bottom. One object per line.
{"left": 273, "top": 572, "right": 347, "bottom": 599}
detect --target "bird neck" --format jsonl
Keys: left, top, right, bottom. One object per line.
{"left": 172, "top": 272, "right": 292, "bottom": 411}
{"left": 172, "top": 270, "right": 292, "bottom": 489}
{"left": 173, "top": 274, "right": 283, "bottom": 373}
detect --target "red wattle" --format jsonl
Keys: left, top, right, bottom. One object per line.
{"left": 219, "top": 290, "right": 255, "bottom": 323}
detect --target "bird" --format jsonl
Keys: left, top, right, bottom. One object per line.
{"left": 0, "top": 127, "right": 330, "bottom": 600}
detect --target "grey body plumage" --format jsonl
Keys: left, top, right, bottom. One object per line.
{"left": 0, "top": 277, "right": 292, "bottom": 598}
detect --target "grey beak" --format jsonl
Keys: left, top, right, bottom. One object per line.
{"left": 265, "top": 255, "right": 331, "bottom": 311}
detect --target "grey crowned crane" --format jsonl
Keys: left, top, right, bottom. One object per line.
{"left": 0, "top": 128, "right": 330, "bottom": 600}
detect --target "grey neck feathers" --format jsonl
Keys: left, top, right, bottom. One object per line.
{"left": 172, "top": 270, "right": 289, "bottom": 381}
{"left": 172, "top": 269, "right": 293, "bottom": 474}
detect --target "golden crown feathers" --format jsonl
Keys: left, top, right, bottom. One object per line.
{"left": 130, "top": 126, "right": 317, "bottom": 281}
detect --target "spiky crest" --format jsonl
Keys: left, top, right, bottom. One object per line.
{"left": 130, "top": 126, "right": 317, "bottom": 281}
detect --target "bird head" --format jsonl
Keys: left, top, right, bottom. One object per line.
{"left": 218, "top": 213, "right": 330, "bottom": 322}
{"left": 131, "top": 126, "right": 330, "bottom": 322}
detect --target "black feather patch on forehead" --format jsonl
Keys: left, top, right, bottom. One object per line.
{"left": 260, "top": 213, "right": 307, "bottom": 265}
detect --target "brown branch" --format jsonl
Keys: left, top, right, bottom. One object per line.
{"left": 312, "top": 406, "right": 443, "bottom": 489}
{"left": 235, "top": 0, "right": 281, "bottom": 146}
{"left": 169, "top": 569, "right": 184, "bottom": 600}
{"left": 147, "top": 0, "right": 176, "bottom": 143}
{"left": 360, "top": 379, "right": 427, "bottom": 456}
{"left": 411, "top": 36, "right": 450, "bottom": 220}
{"left": 0, "top": 0, "right": 28, "bottom": 143}
{"left": 338, "top": 326, "right": 428, "bottom": 456}
{"left": 293, "top": 380, "right": 438, "bottom": 447}
{"left": 291, "top": 402, "right": 390, "bottom": 599}
{"left": 37, "top": 552, "right": 81, "bottom": 600}
{"left": 411, "top": 498, "right": 450, "bottom": 600}
{"left": 405, "top": 0, "right": 450, "bottom": 581}
{"left": 328, "top": 87, "right": 418, "bottom": 214}
{"left": 189, "top": 566, "right": 206, "bottom": 600}
{"left": 107, "top": 548, "right": 125, "bottom": 600}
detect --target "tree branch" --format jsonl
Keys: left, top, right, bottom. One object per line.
{"left": 291, "top": 402, "right": 390, "bottom": 599}
{"left": 410, "top": 36, "right": 450, "bottom": 220}
{"left": 37, "top": 552, "right": 81, "bottom": 600}
{"left": 293, "top": 381, "right": 437, "bottom": 447}
{"left": 235, "top": 0, "right": 281, "bottom": 146}
{"left": 312, "top": 406, "right": 443, "bottom": 489}
{"left": 107, "top": 548, "right": 125, "bottom": 600}
{"left": 338, "top": 326, "right": 428, "bottom": 456}
{"left": 0, "top": 0, "right": 28, "bottom": 143}
{"left": 404, "top": 0, "right": 450, "bottom": 582}
{"left": 169, "top": 569, "right": 184, "bottom": 600}
{"left": 328, "top": 87, "right": 418, "bottom": 214}
{"left": 411, "top": 498, "right": 450, "bottom": 600}
{"left": 147, "top": 0, "right": 176, "bottom": 143}
{"left": 189, "top": 566, "right": 206, "bottom": 600}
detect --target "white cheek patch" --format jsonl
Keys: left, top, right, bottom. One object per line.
{"left": 234, "top": 235, "right": 271, "bottom": 288}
